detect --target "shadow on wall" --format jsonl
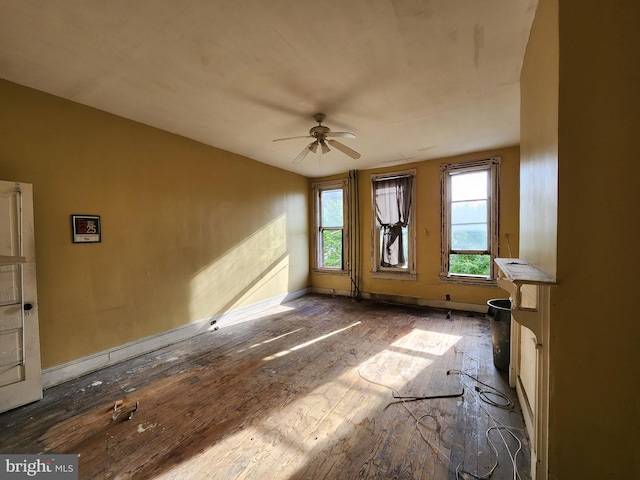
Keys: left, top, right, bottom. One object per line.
{"left": 189, "top": 213, "right": 291, "bottom": 322}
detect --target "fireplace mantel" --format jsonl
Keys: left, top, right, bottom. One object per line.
{"left": 495, "top": 258, "right": 555, "bottom": 340}
{"left": 495, "top": 258, "right": 554, "bottom": 480}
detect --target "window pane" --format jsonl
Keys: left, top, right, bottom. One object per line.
{"left": 320, "top": 189, "right": 343, "bottom": 227}
{"left": 451, "top": 171, "right": 487, "bottom": 201}
{"left": 441, "top": 161, "right": 497, "bottom": 281}
{"left": 379, "top": 226, "right": 408, "bottom": 268}
{"left": 452, "top": 224, "right": 487, "bottom": 250}
{"left": 449, "top": 254, "right": 490, "bottom": 275}
{"left": 451, "top": 200, "right": 487, "bottom": 225}
{"left": 322, "top": 230, "right": 343, "bottom": 268}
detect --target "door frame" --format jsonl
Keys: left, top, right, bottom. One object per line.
{"left": 0, "top": 181, "right": 42, "bottom": 413}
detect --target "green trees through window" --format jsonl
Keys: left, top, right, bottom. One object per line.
{"left": 449, "top": 254, "right": 490, "bottom": 275}
{"left": 322, "top": 230, "right": 342, "bottom": 268}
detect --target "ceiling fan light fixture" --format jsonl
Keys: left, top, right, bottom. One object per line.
{"left": 274, "top": 114, "right": 360, "bottom": 164}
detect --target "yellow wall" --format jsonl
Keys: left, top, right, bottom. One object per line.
{"left": 519, "top": 0, "right": 558, "bottom": 278}
{"left": 521, "top": 0, "right": 640, "bottom": 477}
{"left": 0, "top": 79, "right": 309, "bottom": 369}
{"left": 310, "top": 147, "right": 520, "bottom": 307}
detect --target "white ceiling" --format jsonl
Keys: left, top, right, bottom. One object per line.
{"left": 0, "top": 0, "right": 537, "bottom": 177}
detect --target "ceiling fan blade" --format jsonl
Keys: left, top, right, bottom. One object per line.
{"left": 327, "top": 139, "right": 361, "bottom": 159}
{"left": 273, "top": 135, "right": 313, "bottom": 142}
{"left": 326, "top": 132, "right": 356, "bottom": 139}
{"left": 293, "top": 142, "right": 315, "bottom": 164}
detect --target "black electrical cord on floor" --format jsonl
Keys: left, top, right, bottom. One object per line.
{"left": 447, "top": 369, "right": 515, "bottom": 410}
{"left": 359, "top": 360, "right": 525, "bottom": 480}
{"left": 447, "top": 369, "right": 524, "bottom": 480}
{"left": 476, "top": 387, "right": 514, "bottom": 409}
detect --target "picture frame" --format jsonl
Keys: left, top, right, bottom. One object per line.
{"left": 71, "top": 215, "right": 101, "bottom": 243}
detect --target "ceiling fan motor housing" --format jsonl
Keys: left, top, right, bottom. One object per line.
{"left": 310, "top": 125, "right": 330, "bottom": 137}
{"left": 273, "top": 113, "right": 360, "bottom": 164}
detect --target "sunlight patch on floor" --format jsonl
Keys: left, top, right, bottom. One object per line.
{"left": 152, "top": 325, "right": 462, "bottom": 480}
{"left": 394, "top": 328, "right": 462, "bottom": 356}
{"left": 208, "top": 304, "right": 296, "bottom": 332}
{"left": 262, "top": 321, "right": 362, "bottom": 361}
{"left": 151, "top": 359, "right": 388, "bottom": 479}
{"left": 234, "top": 326, "right": 304, "bottom": 353}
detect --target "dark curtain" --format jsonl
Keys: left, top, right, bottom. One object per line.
{"left": 374, "top": 176, "right": 413, "bottom": 267}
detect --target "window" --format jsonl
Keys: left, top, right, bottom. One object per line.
{"left": 371, "top": 170, "right": 416, "bottom": 279}
{"left": 313, "top": 179, "right": 348, "bottom": 273}
{"left": 440, "top": 158, "right": 500, "bottom": 284}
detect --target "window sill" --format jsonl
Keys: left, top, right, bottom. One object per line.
{"left": 440, "top": 274, "right": 497, "bottom": 287}
{"left": 371, "top": 271, "right": 417, "bottom": 281}
{"left": 313, "top": 268, "right": 349, "bottom": 276}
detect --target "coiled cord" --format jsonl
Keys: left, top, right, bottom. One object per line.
{"left": 447, "top": 369, "right": 515, "bottom": 409}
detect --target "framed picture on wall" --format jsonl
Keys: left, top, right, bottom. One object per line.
{"left": 71, "top": 215, "right": 101, "bottom": 243}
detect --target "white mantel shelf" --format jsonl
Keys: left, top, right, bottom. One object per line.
{"left": 495, "top": 258, "right": 555, "bottom": 310}
{"left": 494, "top": 258, "right": 555, "bottom": 340}
{"left": 494, "top": 258, "right": 555, "bottom": 287}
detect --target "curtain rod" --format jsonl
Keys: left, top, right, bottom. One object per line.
{"left": 371, "top": 173, "right": 413, "bottom": 182}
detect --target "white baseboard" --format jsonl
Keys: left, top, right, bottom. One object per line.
{"left": 311, "top": 288, "right": 488, "bottom": 314}
{"left": 42, "top": 288, "right": 483, "bottom": 388}
{"left": 42, "top": 288, "right": 310, "bottom": 389}
{"left": 366, "top": 292, "right": 488, "bottom": 313}
{"left": 311, "top": 287, "right": 352, "bottom": 297}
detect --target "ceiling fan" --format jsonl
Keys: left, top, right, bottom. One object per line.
{"left": 273, "top": 113, "right": 361, "bottom": 164}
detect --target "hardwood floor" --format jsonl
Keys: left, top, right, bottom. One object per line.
{"left": 0, "top": 294, "right": 530, "bottom": 479}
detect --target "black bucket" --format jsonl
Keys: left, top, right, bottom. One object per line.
{"left": 486, "top": 299, "right": 511, "bottom": 371}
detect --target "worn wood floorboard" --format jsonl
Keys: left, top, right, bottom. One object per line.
{"left": 0, "top": 294, "right": 530, "bottom": 479}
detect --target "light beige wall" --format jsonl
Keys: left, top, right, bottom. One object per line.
{"left": 310, "top": 147, "right": 520, "bottom": 306}
{"left": 519, "top": 5, "right": 559, "bottom": 476}
{"left": 519, "top": 0, "right": 558, "bottom": 278}
{"left": 521, "top": 0, "right": 640, "bottom": 477}
{"left": 0, "top": 79, "right": 309, "bottom": 369}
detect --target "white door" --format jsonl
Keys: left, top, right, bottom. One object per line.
{"left": 0, "top": 181, "right": 42, "bottom": 413}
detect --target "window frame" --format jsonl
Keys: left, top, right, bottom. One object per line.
{"left": 312, "top": 179, "right": 349, "bottom": 275}
{"left": 440, "top": 157, "right": 500, "bottom": 285}
{"left": 370, "top": 169, "right": 417, "bottom": 280}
